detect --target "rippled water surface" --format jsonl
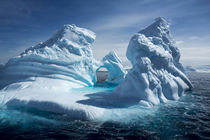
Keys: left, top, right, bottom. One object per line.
{"left": 0, "top": 72, "right": 210, "bottom": 140}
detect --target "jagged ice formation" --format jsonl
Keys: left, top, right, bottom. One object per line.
{"left": 114, "top": 17, "right": 193, "bottom": 107}
{"left": 0, "top": 18, "right": 193, "bottom": 120}
{"left": 0, "top": 24, "right": 100, "bottom": 90}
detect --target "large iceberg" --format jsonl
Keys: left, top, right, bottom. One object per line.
{"left": 98, "top": 51, "right": 126, "bottom": 84}
{"left": 0, "top": 18, "right": 193, "bottom": 120}
{"left": 0, "top": 24, "right": 100, "bottom": 91}
{"left": 114, "top": 17, "right": 193, "bottom": 107}
{"left": 0, "top": 24, "right": 105, "bottom": 120}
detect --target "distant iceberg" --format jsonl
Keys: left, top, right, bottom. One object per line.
{"left": 185, "top": 66, "right": 197, "bottom": 72}
{"left": 196, "top": 65, "right": 210, "bottom": 73}
{"left": 184, "top": 65, "right": 210, "bottom": 73}
{"left": 114, "top": 17, "right": 193, "bottom": 107}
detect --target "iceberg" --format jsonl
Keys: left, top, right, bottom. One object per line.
{"left": 0, "top": 24, "right": 126, "bottom": 120}
{"left": 114, "top": 17, "right": 193, "bottom": 107}
{"left": 0, "top": 18, "right": 193, "bottom": 120}
{"left": 0, "top": 24, "right": 100, "bottom": 91}
{"left": 0, "top": 24, "right": 105, "bottom": 120}
{"left": 98, "top": 51, "right": 126, "bottom": 84}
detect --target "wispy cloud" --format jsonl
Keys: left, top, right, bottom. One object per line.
{"left": 91, "top": 14, "right": 153, "bottom": 32}
{"left": 176, "top": 40, "right": 184, "bottom": 45}
{"left": 189, "top": 36, "right": 199, "bottom": 40}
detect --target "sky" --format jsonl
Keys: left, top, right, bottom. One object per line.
{"left": 0, "top": 0, "right": 210, "bottom": 67}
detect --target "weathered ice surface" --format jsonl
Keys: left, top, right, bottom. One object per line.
{"left": 0, "top": 24, "right": 100, "bottom": 90}
{"left": 0, "top": 18, "right": 194, "bottom": 120}
{"left": 114, "top": 17, "right": 193, "bottom": 107}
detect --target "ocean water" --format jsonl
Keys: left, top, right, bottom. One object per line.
{"left": 0, "top": 72, "right": 210, "bottom": 140}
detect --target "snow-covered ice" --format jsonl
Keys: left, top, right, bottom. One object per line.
{"left": 114, "top": 17, "right": 193, "bottom": 107}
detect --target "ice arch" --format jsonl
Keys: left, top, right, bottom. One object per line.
{"left": 97, "top": 51, "right": 126, "bottom": 84}
{"left": 96, "top": 67, "right": 109, "bottom": 83}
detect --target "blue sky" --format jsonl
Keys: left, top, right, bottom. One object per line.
{"left": 0, "top": 0, "right": 210, "bottom": 67}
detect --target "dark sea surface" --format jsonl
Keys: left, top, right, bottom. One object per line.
{"left": 0, "top": 72, "right": 210, "bottom": 140}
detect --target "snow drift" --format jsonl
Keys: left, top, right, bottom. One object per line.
{"left": 0, "top": 24, "right": 100, "bottom": 90}
{"left": 114, "top": 17, "right": 193, "bottom": 107}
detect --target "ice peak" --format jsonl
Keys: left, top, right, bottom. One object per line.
{"left": 21, "top": 24, "right": 96, "bottom": 55}
{"left": 61, "top": 24, "right": 78, "bottom": 33}
{"left": 107, "top": 51, "right": 118, "bottom": 59}
{"left": 103, "top": 51, "right": 122, "bottom": 64}
{"left": 63, "top": 24, "right": 76, "bottom": 29}
{"left": 139, "top": 17, "right": 170, "bottom": 38}
{"left": 155, "top": 17, "right": 169, "bottom": 26}
{"left": 57, "top": 24, "right": 96, "bottom": 41}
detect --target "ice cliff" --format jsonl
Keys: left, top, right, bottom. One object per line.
{"left": 114, "top": 17, "right": 193, "bottom": 107}
{"left": 0, "top": 24, "right": 100, "bottom": 90}
{"left": 98, "top": 51, "right": 126, "bottom": 84}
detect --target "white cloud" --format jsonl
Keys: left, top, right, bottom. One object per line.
{"left": 91, "top": 14, "right": 153, "bottom": 32}
{"left": 176, "top": 40, "right": 184, "bottom": 45}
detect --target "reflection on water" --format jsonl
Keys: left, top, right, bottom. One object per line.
{"left": 0, "top": 72, "right": 210, "bottom": 139}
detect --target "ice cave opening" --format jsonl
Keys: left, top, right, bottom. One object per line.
{"left": 96, "top": 67, "right": 109, "bottom": 83}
